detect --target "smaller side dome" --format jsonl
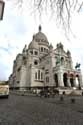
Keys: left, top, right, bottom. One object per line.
{"left": 49, "top": 43, "right": 53, "bottom": 49}
{"left": 67, "top": 50, "right": 71, "bottom": 56}
{"left": 57, "top": 42, "right": 63, "bottom": 49}
{"left": 28, "top": 35, "right": 39, "bottom": 50}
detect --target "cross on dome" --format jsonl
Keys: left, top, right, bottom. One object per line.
{"left": 39, "top": 25, "right": 42, "bottom": 32}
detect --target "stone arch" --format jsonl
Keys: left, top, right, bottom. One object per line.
{"left": 63, "top": 73, "right": 68, "bottom": 87}
{"left": 54, "top": 74, "right": 58, "bottom": 87}
{"left": 70, "top": 74, "right": 74, "bottom": 87}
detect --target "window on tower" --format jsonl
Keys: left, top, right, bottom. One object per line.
{"left": 34, "top": 60, "right": 38, "bottom": 65}
{"left": 41, "top": 47, "right": 43, "bottom": 52}
{"left": 46, "top": 77, "right": 49, "bottom": 83}
{"left": 30, "top": 51, "right": 33, "bottom": 55}
{"left": 34, "top": 51, "right": 38, "bottom": 55}
{"left": 44, "top": 48, "right": 46, "bottom": 52}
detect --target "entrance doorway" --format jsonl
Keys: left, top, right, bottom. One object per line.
{"left": 54, "top": 74, "right": 58, "bottom": 87}
{"left": 70, "top": 74, "right": 74, "bottom": 87}
{"left": 63, "top": 73, "right": 68, "bottom": 87}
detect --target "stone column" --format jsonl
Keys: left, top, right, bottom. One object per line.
{"left": 67, "top": 77, "right": 71, "bottom": 87}
{"left": 58, "top": 72, "right": 64, "bottom": 87}
{"left": 73, "top": 77, "right": 77, "bottom": 87}
{"left": 78, "top": 74, "right": 82, "bottom": 88}
{"left": 74, "top": 77, "right": 79, "bottom": 87}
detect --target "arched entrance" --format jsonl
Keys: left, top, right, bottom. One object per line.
{"left": 63, "top": 73, "right": 68, "bottom": 87}
{"left": 54, "top": 74, "right": 58, "bottom": 87}
{"left": 70, "top": 74, "right": 74, "bottom": 87}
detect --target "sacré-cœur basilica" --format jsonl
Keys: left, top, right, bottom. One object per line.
{"left": 9, "top": 25, "right": 83, "bottom": 93}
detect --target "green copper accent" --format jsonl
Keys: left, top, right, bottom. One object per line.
{"left": 56, "top": 56, "right": 61, "bottom": 65}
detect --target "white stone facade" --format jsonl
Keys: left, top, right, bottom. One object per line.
{"left": 9, "top": 26, "right": 83, "bottom": 89}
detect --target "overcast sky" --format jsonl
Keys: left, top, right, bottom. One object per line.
{"left": 0, "top": 0, "right": 83, "bottom": 81}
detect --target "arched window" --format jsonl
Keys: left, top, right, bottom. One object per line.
{"left": 44, "top": 48, "right": 46, "bottom": 52}
{"left": 34, "top": 60, "right": 38, "bottom": 65}
{"left": 38, "top": 70, "right": 40, "bottom": 80}
{"left": 41, "top": 47, "right": 43, "bottom": 52}
{"left": 34, "top": 51, "right": 38, "bottom": 55}
{"left": 46, "top": 77, "right": 49, "bottom": 83}
{"left": 30, "top": 51, "right": 33, "bottom": 55}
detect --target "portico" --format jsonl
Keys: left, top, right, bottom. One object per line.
{"left": 53, "top": 66, "right": 82, "bottom": 88}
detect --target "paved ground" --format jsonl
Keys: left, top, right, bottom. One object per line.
{"left": 0, "top": 94, "right": 83, "bottom": 125}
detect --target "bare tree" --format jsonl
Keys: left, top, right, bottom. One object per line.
{"left": 11, "top": 0, "right": 83, "bottom": 31}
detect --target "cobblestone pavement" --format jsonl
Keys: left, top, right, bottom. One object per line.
{"left": 0, "top": 94, "right": 83, "bottom": 125}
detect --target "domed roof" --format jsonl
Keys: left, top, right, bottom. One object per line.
{"left": 28, "top": 35, "right": 39, "bottom": 50}
{"left": 35, "top": 25, "right": 49, "bottom": 45}
{"left": 49, "top": 43, "right": 53, "bottom": 49}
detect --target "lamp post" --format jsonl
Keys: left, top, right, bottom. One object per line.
{"left": 0, "top": 0, "right": 5, "bottom": 20}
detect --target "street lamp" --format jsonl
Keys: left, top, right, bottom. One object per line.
{"left": 0, "top": 0, "right": 5, "bottom": 20}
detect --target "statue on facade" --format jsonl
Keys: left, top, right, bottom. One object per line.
{"left": 75, "top": 63, "right": 81, "bottom": 70}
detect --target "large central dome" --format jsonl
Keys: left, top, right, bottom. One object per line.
{"left": 35, "top": 25, "right": 49, "bottom": 46}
